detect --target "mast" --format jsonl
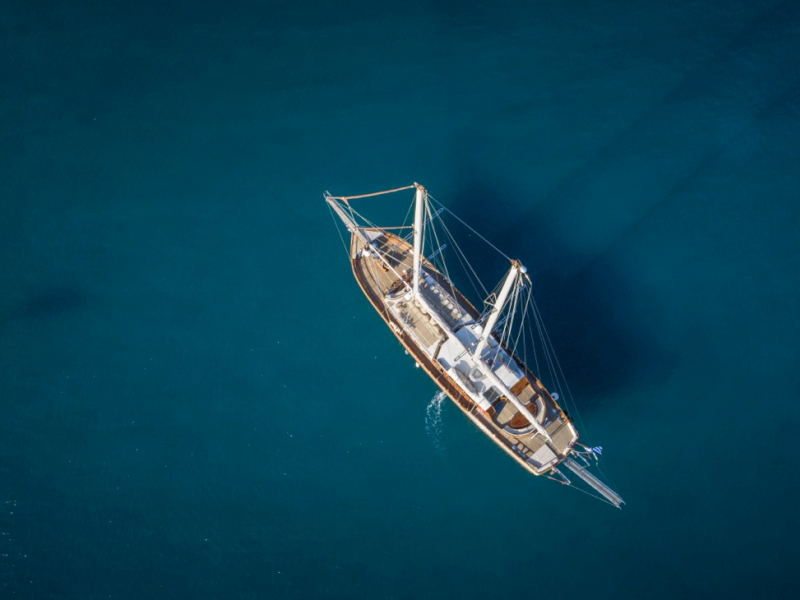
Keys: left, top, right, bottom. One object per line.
{"left": 474, "top": 261, "right": 523, "bottom": 359}
{"left": 472, "top": 260, "right": 552, "bottom": 441}
{"left": 412, "top": 183, "right": 425, "bottom": 297}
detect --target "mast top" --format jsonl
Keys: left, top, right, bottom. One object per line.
{"left": 510, "top": 259, "right": 527, "bottom": 274}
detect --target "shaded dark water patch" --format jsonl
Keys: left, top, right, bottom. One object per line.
{"left": 525, "top": 0, "right": 800, "bottom": 256}
{"left": 443, "top": 173, "right": 668, "bottom": 402}
{"left": 13, "top": 285, "right": 84, "bottom": 321}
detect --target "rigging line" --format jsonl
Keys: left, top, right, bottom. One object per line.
{"left": 428, "top": 195, "right": 512, "bottom": 262}
{"left": 426, "top": 225, "right": 440, "bottom": 273}
{"left": 496, "top": 284, "right": 513, "bottom": 358}
{"left": 436, "top": 216, "right": 477, "bottom": 305}
{"left": 511, "top": 283, "right": 533, "bottom": 364}
{"left": 533, "top": 302, "right": 568, "bottom": 397}
{"left": 422, "top": 195, "right": 455, "bottom": 294}
{"left": 424, "top": 196, "right": 434, "bottom": 257}
{"left": 481, "top": 277, "right": 505, "bottom": 324}
{"left": 431, "top": 213, "right": 464, "bottom": 300}
{"left": 328, "top": 184, "right": 415, "bottom": 201}
{"left": 490, "top": 299, "right": 510, "bottom": 366}
{"left": 372, "top": 246, "right": 416, "bottom": 296}
{"left": 512, "top": 281, "right": 527, "bottom": 348}
{"left": 525, "top": 315, "right": 541, "bottom": 377}
{"left": 533, "top": 301, "right": 558, "bottom": 397}
{"left": 506, "top": 292, "right": 520, "bottom": 362}
{"left": 497, "top": 279, "right": 519, "bottom": 363}
{"left": 327, "top": 202, "right": 350, "bottom": 258}
{"left": 431, "top": 223, "right": 460, "bottom": 297}
{"left": 433, "top": 202, "right": 491, "bottom": 300}
{"left": 500, "top": 277, "right": 525, "bottom": 367}
{"left": 532, "top": 306, "right": 583, "bottom": 454}
{"left": 594, "top": 459, "right": 622, "bottom": 497}
{"left": 531, "top": 302, "right": 558, "bottom": 394}
{"left": 511, "top": 285, "right": 527, "bottom": 361}
{"left": 490, "top": 283, "right": 509, "bottom": 356}
{"left": 575, "top": 448, "right": 621, "bottom": 498}
{"left": 508, "top": 288, "right": 524, "bottom": 354}
{"left": 344, "top": 202, "right": 370, "bottom": 228}
{"left": 437, "top": 214, "right": 491, "bottom": 301}
{"left": 539, "top": 321, "right": 564, "bottom": 399}
{"left": 428, "top": 206, "right": 448, "bottom": 278}
{"left": 347, "top": 204, "right": 415, "bottom": 238}
{"left": 516, "top": 285, "right": 534, "bottom": 357}
{"left": 532, "top": 297, "right": 588, "bottom": 437}
{"left": 344, "top": 213, "right": 415, "bottom": 289}
{"left": 402, "top": 194, "right": 414, "bottom": 231}
{"left": 560, "top": 477, "right": 617, "bottom": 507}
{"left": 346, "top": 199, "right": 362, "bottom": 227}
{"left": 421, "top": 195, "right": 438, "bottom": 276}
{"left": 530, "top": 301, "right": 559, "bottom": 392}
{"left": 541, "top": 314, "right": 565, "bottom": 402}
{"left": 428, "top": 227, "right": 448, "bottom": 272}
{"left": 521, "top": 304, "right": 529, "bottom": 375}
{"left": 406, "top": 208, "right": 445, "bottom": 242}
{"left": 343, "top": 198, "right": 394, "bottom": 232}
{"left": 437, "top": 206, "right": 469, "bottom": 307}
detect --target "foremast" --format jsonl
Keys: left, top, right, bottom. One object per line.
{"left": 412, "top": 183, "right": 425, "bottom": 298}
{"left": 413, "top": 186, "right": 552, "bottom": 443}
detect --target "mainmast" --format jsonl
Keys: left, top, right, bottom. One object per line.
{"left": 412, "top": 183, "right": 426, "bottom": 298}
{"left": 469, "top": 260, "right": 552, "bottom": 442}
{"left": 474, "top": 261, "right": 524, "bottom": 359}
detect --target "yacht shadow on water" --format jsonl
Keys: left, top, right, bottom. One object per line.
{"left": 15, "top": 285, "right": 84, "bottom": 320}
{"left": 0, "top": 284, "right": 86, "bottom": 336}
{"left": 441, "top": 176, "right": 670, "bottom": 409}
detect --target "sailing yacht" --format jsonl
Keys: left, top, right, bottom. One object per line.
{"left": 325, "top": 183, "right": 624, "bottom": 507}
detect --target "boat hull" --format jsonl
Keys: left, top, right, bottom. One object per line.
{"left": 349, "top": 231, "right": 575, "bottom": 476}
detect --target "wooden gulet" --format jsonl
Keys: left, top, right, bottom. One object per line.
{"left": 325, "top": 183, "right": 624, "bottom": 508}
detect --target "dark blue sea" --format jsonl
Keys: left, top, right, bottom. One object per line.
{"left": 3, "top": 0, "right": 799, "bottom": 597}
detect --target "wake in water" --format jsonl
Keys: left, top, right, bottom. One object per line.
{"left": 425, "top": 391, "right": 447, "bottom": 454}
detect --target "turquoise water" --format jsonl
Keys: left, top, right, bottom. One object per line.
{"left": 2, "top": 0, "right": 799, "bottom": 597}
